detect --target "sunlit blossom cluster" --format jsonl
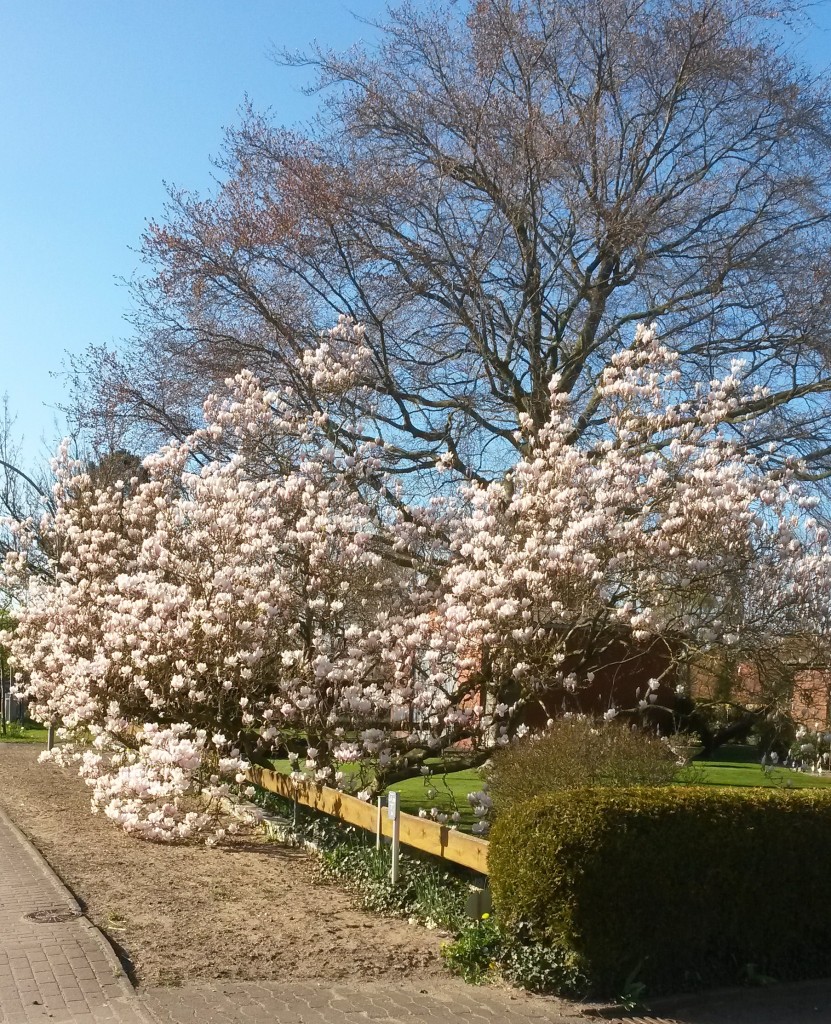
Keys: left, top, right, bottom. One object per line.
{"left": 3, "top": 322, "right": 831, "bottom": 840}
{"left": 437, "top": 326, "right": 831, "bottom": 731}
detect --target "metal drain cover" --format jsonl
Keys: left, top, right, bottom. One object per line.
{"left": 25, "top": 908, "right": 81, "bottom": 924}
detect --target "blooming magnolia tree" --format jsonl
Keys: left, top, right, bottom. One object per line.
{"left": 3, "top": 322, "right": 831, "bottom": 840}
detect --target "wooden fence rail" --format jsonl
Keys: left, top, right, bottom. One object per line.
{"left": 247, "top": 766, "right": 490, "bottom": 876}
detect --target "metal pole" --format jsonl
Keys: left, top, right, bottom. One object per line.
{"left": 388, "top": 791, "right": 401, "bottom": 885}
{"left": 391, "top": 811, "right": 401, "bottom": 884}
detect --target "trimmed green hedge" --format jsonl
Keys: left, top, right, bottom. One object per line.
{"left": 489, "top": 786, "right": 831, "bottom": 996}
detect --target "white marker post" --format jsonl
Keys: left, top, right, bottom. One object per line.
{"left": 387, "top": 790, "right": 401, "bottom": 885}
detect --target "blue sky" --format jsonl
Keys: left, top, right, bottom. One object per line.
{"left": 0, "top": 0, "right": 388, "bottom": 466}
{"left": 0, "top": 0, "right": 829, "bottom": 468}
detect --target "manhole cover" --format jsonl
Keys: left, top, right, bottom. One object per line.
{"left": 24, "top": 908, "right": 81, "bottom": 924}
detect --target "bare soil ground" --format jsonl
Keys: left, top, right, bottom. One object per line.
{"left": 0, "top": 744, "right": 444, "bottom": 987}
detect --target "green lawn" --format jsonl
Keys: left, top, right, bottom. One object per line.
{"left": 0, "top": 723, "right": 49, "bottom": 744}
{"left": 266, "top": 742, "right": 831, "bottom": 835}
{"left": 393, "top": 750, "right": 831, "bottom": 825}
{"left": 269, "top": 756, "right": 484, "bottom": 828}
{"left": 390, "top": 767, "right": 483, "bottom": 828}
{"left": 685, "top": 745, "right": 831, "bottom": 789}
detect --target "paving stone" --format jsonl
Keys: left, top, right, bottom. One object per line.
{"left": 0, "top": 807, "right": 154, "bottom": 1024}
{"left": 138, "top": 980, "right": 589, "bottom": 1024}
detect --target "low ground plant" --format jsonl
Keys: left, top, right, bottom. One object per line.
{"left": 319, "top": 837, "right": 471, "bottom": 932}
{"left": 441, "top": 916, "right": 587, "bottom": 994}
{"left": 250, "top": 781, "right": 473, "bottom": 931}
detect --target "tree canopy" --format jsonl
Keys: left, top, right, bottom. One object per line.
{"left": 69, "top": 0, "right": 831, "bottom": 487}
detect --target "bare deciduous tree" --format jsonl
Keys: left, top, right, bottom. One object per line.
{"left": 69, "top": 0, "right": 831, "bottom": 484}
{"left": 0, "top": 399, "right": 49, "bottom": 560}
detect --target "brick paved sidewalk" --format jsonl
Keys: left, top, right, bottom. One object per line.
{"left": 141, "top": 978, "right": 590, "bottom": 1024}
{"left": 0, "top": 806, "right": 152, "bottom": 1024}
{"left": 138, "top": 976, "right": 831, "bottom": 1024}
